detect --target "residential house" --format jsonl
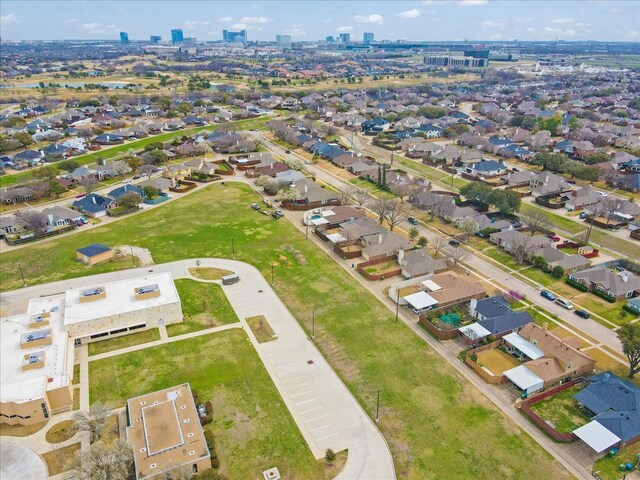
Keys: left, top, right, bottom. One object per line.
{"left": 72, "top": 193, "right": 116, "bottom": 218}
{"left": 459, "top": 214, "right": 513, "bottom": 234}
{"left": 499, "top": 144, "right": 534, "bottom": 161}
{"left": 489, "top": 230, "right": 552, "bottom": 252}
{"left": 361, "top": 117, "right": 390, "bottom": 133}
{"left": 464, "top": 160, "right": 506, "bottom": 178}
{"left": 569, "top": 266, "right": 640, "bottom": 299}
{"left": 531, "top": 246, "right": 592, "bottom": 273}
{"left": 432, "top": 145, "right": 463, "bottom": 164}
{"left": 75, "top": 243, "right": 114, "bottom": 265}
{"left": 93, "top": 134, "right": 124, "bottom": 145}
{"left": 0, "top": 186, "right": 35, "bottom": 204}
{"left": 460, "top": 295, "right": 533, "bottom": 341}
{"left": 42, "top": 206, "right": 84, "bottom": 228}
{"left": 573, "top": 140, "right": 595, "bottom": 158}
{"left": 529, "top": 172, "right": 572, "bottom": 197}
{"left": 108, "top": 184, "right": 145, "bottom": 202}
{"left": 289, "top": 178, "right": 340, "bottom": 208}
{"left": 565, "top": 188, "right": 602, "bottom": 212}
{"left": 420, "top": 272, "right": 486, "bottom": 309}
{"left": 0, "top": 215, "right": 25, "bottom": 238}
{"left": 398, "top": 248, "right": 448, "bottom": 279}
{"left": 506, "top": 170, "right": 535, "bottom": 186}
{"left": 361, "top": 231, "right": 413, "bottom": 261}
{"left": 573, "top": 372, "right": 640, "bottom": 452}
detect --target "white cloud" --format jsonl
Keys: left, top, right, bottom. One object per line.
{"left": 482, "top": 20, "right": 506, "bottom": 30}
{"left": 552, "top": 18, "right": 574, "bottom": 24}
{"left": 627, "top": 30, "right": 640, "bottom": 39}
{"left": 515, "top": 17, "right": 534, "bottom": 23}
{"left": 183, "top": 20, "right": 210, "bottom": 30}
{"left": 562, "top": 29, "right": 577, "bottom": 36}
{"left": 336, "top": 26, "right": 354, "bottom": 33}
{"left": 397, "top": 9, "right": 421, "bottom": 19}
{"left": 458, "top": 0, "right": 488, "bottom": 6}
{"left": 575, "top": 23, "right": 590, "bottom": 28}
{"left": 489, "top": 32, "right": 504, "bottom": 40}
{"left": 354, "top": 14, "right": 384, "bottom": 24}
{"left": 218, "top": 16, "right": 233, "bottom": 23}
{"left": 64, "top": 18, "right": 77, "bottom": 24}
{"left": 1, "top": 13, "right": 20, "bottom": 27}
{"left": 231, "top": 23, "right": 248, "bottom": 30}
{"left": 240, "top": 16, "right": 271, "bottom": 24}
{"left": 79, "top": 22, "right": 117, "bottom": 35}
{"left": 283, "top": 27, "right": 307, "bottom": 36}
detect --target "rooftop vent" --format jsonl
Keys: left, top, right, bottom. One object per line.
{"left": 134, "top": 284, "right": 160, "bottom": 300}
{"left": 79, "top": 287, "right": 106, "bottom": 303}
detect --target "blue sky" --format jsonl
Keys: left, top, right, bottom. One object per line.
{"left": 1, "top": 0, "right": 639, "bottom": 42}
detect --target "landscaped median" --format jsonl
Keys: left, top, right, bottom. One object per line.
{"left": 3, "top": 182, "right": 572, "bottom": 479}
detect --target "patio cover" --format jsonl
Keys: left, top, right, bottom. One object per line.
{"left": 421, "top": 279, "right": 442, "bottom": 291}
{"left": 504, "top": 365, "right": 544, "bottom": 394}
{"left": 503, "top": 332, "right": 544, "bottom": 360}
{"left": 459, "top": 322, "right": 491, "bottom": 339}
{"left": 573, "top": 421, "right": 621, "bottom": 453}
{"left": 310, "top": 217, "right": 330, "bottom": 225}
{"left": 325, "top": 232, "right": 347, "bottom": 243}
{"left": 403, "top": 291, "right": 439, "bottom": 310}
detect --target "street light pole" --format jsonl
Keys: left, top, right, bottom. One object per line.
{"left": 375, "top": 389, "right": 381, "bottom": 422}
{"left": 18, "top": 263, "right": 26, "bottom": 287}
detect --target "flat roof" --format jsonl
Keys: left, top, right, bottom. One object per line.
{"left": 1, "top": 296, "right": 73, "bottom": 403}
{"left": 574, "top": 421, "right": 621, "bottom": 453}
{"left": 504, "top": 365, "right": 544, "bottom": 393}
{"left": 64, "top": 272, "right": 180, "bottom": 326}
{"left": 503, "top": 332, "right": 545, "bottom": 360}
{"left": 126, "top": 383, "right": 209, "bottom": 480}
{"left": 404, "top": 291, "right": 439, "bottom": 310}
{"left": 421, "top": 279, "right": 442, "bottom": 291}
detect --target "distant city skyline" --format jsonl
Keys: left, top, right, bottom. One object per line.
{"left": 1, "top": 0, "right": 639, "bottom": 42}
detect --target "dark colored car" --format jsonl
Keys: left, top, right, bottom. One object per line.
{"left": 448, "top": 239, "right": 460, "bottom": 247}
{"left": 408, "top": 217, "right": 419, "bottom": 225}
{"left": 540, "top": 290, "right": 556, "bottom": 301}
{"left": 272, "top": 212, "right": 282, "bottom": 219}
{"left": 251, "top": 203, "right": 260, "bottom": 210}
{"left": 575, "top": 310, "right": 590, "bottom": 319}
{"left": 285, "top": 150, "right": 291, "bottom": 154}
{"left": 579, "top": 212, "right": 587, "bottom": 219}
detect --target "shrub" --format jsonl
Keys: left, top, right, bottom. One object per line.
{"left": 565, "top": 277, "right": 589, "bottom": 292}
{"left": 551, "top": 265, "right": 564, "bottom": 278}
{"left": 469, "top": 353, "right": 478, "bottom": 363}
{"left": 325, "top": 448, "right": 336, "bottom": 463}
{"left": 593, "top": 288, "right": 616, "bottom": 303}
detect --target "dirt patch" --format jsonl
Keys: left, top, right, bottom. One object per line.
{"left": 189, "top": 267, "right": 234, "bottom": 280}
{"left": 114, "top": 245, "right": 154, "bottom": 266}
{"left": 246, "top": 315, "right": 277, "bottom": 343}
{"left": 45, "top": 420, "right": 78, "bottom": 444}
{"left": 281, "top": 244, "right": 309, "bottom": 265}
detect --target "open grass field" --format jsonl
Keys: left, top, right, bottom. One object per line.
{"left": 529, "top": 385, "right": 590, "bottom": 433}
{"left": 8, "top": 182, "right": 571, "bottom": 479}
{"left": 87, "top": 328, "right": 160, "bottom": 356}
{"left": 45, "top": 420, "right": 78, "bottom": 443}
{"left": 483, "top": 246, "right": 522, "bottom": 271}
{"left": 169, "top": 279, "right": 239, "bottom": 336}
{"left": 89, "top": 329, "right": 340, "bottom": 480}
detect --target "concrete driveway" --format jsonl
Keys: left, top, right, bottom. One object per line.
{"left": 0, "top": 442, "right": 48, "bottom": 480}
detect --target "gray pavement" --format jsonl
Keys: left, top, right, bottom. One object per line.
{"left": 0, "top": 442, "right": 48, "bottom": 480}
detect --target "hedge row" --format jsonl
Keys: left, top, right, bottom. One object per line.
{"left": 565, "top": 277, "right": 589, "bottom": 292}
{"left": 593, "top": 288, "right": 616, "bottom": 303}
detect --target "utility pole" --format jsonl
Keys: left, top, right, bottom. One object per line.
{"left": 390, "top": 150, "right": 394, "bottom": 166}
{"left": 375, "top": 389, "right": 381, "bottom": 422}
{"left": 18, "top": 263, "right": 26, "bottom": 287}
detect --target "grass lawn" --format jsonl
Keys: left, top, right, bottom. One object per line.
{"left": 568, "top": 293, "right": 629, "bottom": 326}
{"left": 592, "top": 446, "right": 640, "bottom": 479}
{"left": 42, "top": 443, "right": 81, "bottom": 476}
{"left": 348, "top": 177, "right": 397, "bottom": 199}
{"left": 8, "top": 182, "right": 571, "bottom": 479}
{"left": 45, "top": 420, "right": 78, "bottom": 443}
{"left": 529, "top": 385, "right": 590, "bottom": 433}
{"left": 483, "top": 247, "right": 521, "bottom": 271}
{"left": 0, "top": 421, "right": 48, "bottom": 437}
{"left": 519, "top": 267, "right": 559, "bottom": 287}
{"left": 89, "top": 329, "right": 339, "bottom": 480}
{"left": 87, "top": 328, "right": 161, "bottom": 356}
{"left": 246, "top": 315, "right": 277, "bottom": 343}
{"left": 189, "top": 267, "right": 234, "bottom": 280}
{"left": 168, "top": 279, "right": 239, "bottom": 336}
{"left": 363, "top": 260, "right": 398, "bottom": 275}
{"left": 73, "top": 388, "right": 80, "bottom": 410}
{"left": 72, "top": 364, "right": 80, "bottom": 385}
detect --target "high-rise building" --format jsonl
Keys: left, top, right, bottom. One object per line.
{"left": 222, "top": 29, "right": 247, "bottom": 43}
{"left": 150, "top": 35, "right": 161, "bottom": 43}
{"left": 363, "top": 32, "right": 374, "bottom": 44}
{"left": 120, "top": 32, "right": 129, "bottom": 43}
{"left": 171, "top": 29, "right": 184, "bottom": 44}
{"left": 276, "top": 34, "right": 292, "bottom": 49}
{"left": 339, "top": 33, "right": 350, "bottom": 44}
{"left": 325, "top": 35, "right": 335, "bottom": 43}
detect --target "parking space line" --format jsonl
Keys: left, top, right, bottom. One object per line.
{"left": 290, "top": 390, "right": 313, "bottom": 398}
{"left": 315, "top": 432, "right": 340, "bottom": 442}
{"left": 310, "top": 423, "right": 334, "bottom": 432}
{"left": 280, "top": 376, "right": 304, "bottom": 384}
{"left": 294, "top": 398, "right": 316, "bottom": 406}
{"left": 305, "top": 414, "right": 328, "bottom": 423}
{"left": 300, "top": 406, "right": 322, "bottom": 415}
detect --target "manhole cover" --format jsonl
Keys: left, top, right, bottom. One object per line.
{"left": 307, "top": 360, "right": 314, "bottom": 364}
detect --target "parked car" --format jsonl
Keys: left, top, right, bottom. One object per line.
{"left": 575, "top": 310, "right": 590, "bottom": 319}
{"left": 548, "top": 235, "right": 561, "bottom": 242}
{"left": 75, "top": 220, "right": 84, "bottom": 226}
{"left": 448, "top": 239, "right": 460, "bottom": 247}
{"left": 285, "top": 150, "right": 291, "bottom": 154}
{"left": 408, "top": 217, "right": 419, "bottom": 225}
{"left": 511, "top": 167, "right": 520, "bottom": 172}
{"left": 122, "top": 178, "right": 132, "bottom": 184}
{"left": 263, "top": 198, "right": 272, "bottom": 207}
{"left": 555, "top": 298, "right": 573, "bottom": 310}
{"left": 75, "top": 193, "right": 86, "bottom": 198}
{"left": 540, "top": 290, "right": 556, "bottom": 301}
{"left": 272, "top": 211, "right": 282, "bottom": 219}
{"left": 251, "top": 203, "right": 260, "bottom": 210}
{"left": 274, "top": 210, "right": 284, "bottom": 216}
{"left": 579, "top": 212, "right": 587, "bottom": 219}
{"left": 132, "top": 175, "right": 141, "bottom": 180}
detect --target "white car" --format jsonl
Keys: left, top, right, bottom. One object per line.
{"left": 122, "top": 178, "right": 132, "bottom": 184}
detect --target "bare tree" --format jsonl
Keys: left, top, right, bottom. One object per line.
{"left": 424, "top": 194, "right": 451, "bottom": 220}
{"left": 432, "top": 237, "right": 449, "bottom": 257}
{"left": 384, "top": 199, "right": 406, "bottom": 231}
{"left": 520, "top": 209, "right": 551, "bottom": 236}
{"left": 15, "top": 210, "right": 48, "bottom": 233}
{"left": 80, "top": 176, "right": 98, "bottom": 194}
{"left": 338, "top": 184, "right": 356, "bottom": 205}
{"left": 139, "top": 164, "right": 156, "bottom": 179}
{"left": 352, "top": 188, "right": 370, "bottom": 207}
{"left": 446, "top": 246, "right": 469, "bottom": 269}
{"left": 65, "top": 440, "right": 133, "bottom": 480}
{"left": 371, "top": 198, "right": 390, "bottom": 224}
{"left": 511, "top": 234, "right": 536, "bottom": 265}
{"left": 458, "top": 216, "right": 479, "bottom": 241}
{"left": 598, "top": 197, "right": 623, "bottom": 225}
{"left": 158, "top": 463, "right": 194, "bottom": 480}
{"left": 72, "top": 402, "right": 112, "bottom": 443}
